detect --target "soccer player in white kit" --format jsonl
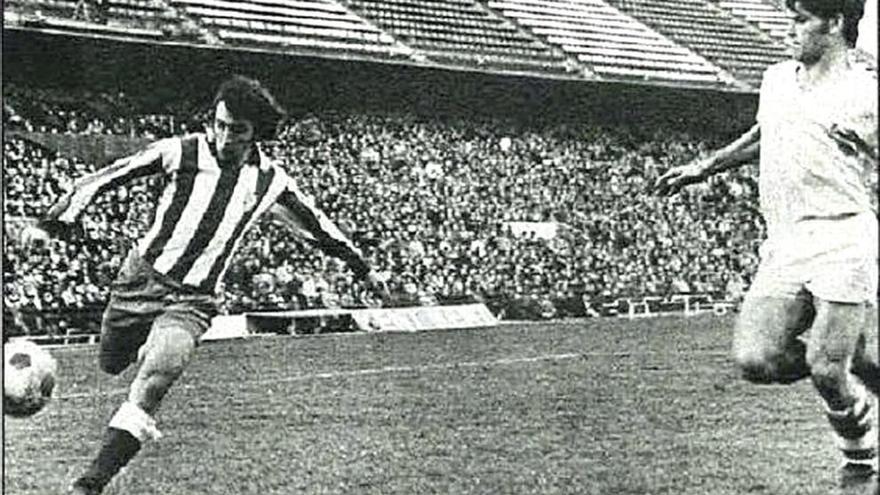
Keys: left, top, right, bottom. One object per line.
{"left": 655, "top": 0, "right": 878, "bottom": 491}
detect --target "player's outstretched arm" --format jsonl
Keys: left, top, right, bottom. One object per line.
{"left": 19, "top": 140, "right": 172, "bottom": 253}
{"left": 654, "top": 124, "right": 760, "bottom": 196}
{"left": 271, "top": 179, "right": 387, "bottom": 300}
{"left": 37, "top": 140, "right": 173, "bottom": 236}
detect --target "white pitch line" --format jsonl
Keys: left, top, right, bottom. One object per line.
{"left": 56, "top": 352, "right": 581, "bottom": 400}
{"left": 55, "top": 349, "right": 727, "bottom": 401}
{"left": 253, "top": 352, "right": 586, "bottom": 385}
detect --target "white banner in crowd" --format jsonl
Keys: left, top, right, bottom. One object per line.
{"left": 352, "top": 304, "right": 497, "bottom": 332}
{"left": 505, "top": 222, "right": 559, "bottom": 240}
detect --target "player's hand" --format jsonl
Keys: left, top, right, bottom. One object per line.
{"left": 19, "top": 226, "right": 50, "bottom": 251}
{"left": 828, "top": 124, "right": 877, "bottom": 161}
{"left": 364, "top": 270, "right": 391, "bottom": 303}
{"left": 653, "top": 160, "right": 710, "bottom": 196}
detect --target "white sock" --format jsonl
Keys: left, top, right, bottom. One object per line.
{"left": 108, "top": 401, "right": 162, "bottom": 442}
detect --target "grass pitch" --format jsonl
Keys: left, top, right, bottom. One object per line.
{"left": 4, "top": 314, "right": 843, "bottom": 494}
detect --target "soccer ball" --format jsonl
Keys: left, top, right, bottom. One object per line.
{"left": 4, "top": 340, "right": 58, "bottom": 418}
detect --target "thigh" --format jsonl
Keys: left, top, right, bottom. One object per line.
{"left": 99, "top": 298, "right": 161, "bottom": 374}
{"left": 100, "top": 250, "right": 170, "bottom": 372}
{"left": 806, "top": 250, "right": 877, "bottom": 305}
{"left": 150, "top": 299, "right": 215, "bottom": 346}
{"left": 803, "top": 213, "right": 877, "bottom": 304}
{"left": 733, "top": 289, "right": 815, "bottom": 358}
{"left": 134, "top": 299, "right": 216, "bottom": 369}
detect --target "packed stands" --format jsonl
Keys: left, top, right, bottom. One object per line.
{"left": 3, "top": 87, "right": 766, "bottom": 336}
{"left": 3, "top": 85, "right": 208, "bottom": 138}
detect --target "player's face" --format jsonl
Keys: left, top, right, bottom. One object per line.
{"left": 213, "top": 101, "right": 255, "bottom": 163}
{"left": 786, "top": 3, "right": 837, "bottom": 65}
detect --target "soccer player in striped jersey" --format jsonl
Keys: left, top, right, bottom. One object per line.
{"left": 22, "top": 76, "right": 388, "bottom": 495}
{"left": 655, "top": 1, "right": 878, "bottom": 492}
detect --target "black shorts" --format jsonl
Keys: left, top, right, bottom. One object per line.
{"left": 100, "top": 250, "right": 218, "bottom": 373}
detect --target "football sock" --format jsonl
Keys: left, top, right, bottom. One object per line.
{"left": 826, "top": 391, "right": 878, "bottom": 471}
{"left": 107, "top": 400, "right": 162, "bottom": 441}
{"left": 74, "top": 402, "right": 161, "bottom": 492}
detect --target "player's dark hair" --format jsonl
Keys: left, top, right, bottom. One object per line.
{"left": 785, "top": 0, "right": 865, "bottom": 47}
{"left": 213, "top": 75, "right": 287, "bottom": 141}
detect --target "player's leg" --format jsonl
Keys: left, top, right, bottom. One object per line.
{"left": 823, "top": 212, "right": 880, "bottom": 397}
{"left": 71, "top": 303, "right": 214, "bottom": 495}
{"left": 806, "top": 299, "right": 878, "bottom": 488}
{"left": 851, "top": 304, "right": 879, "bottom": 395}
{"left": 97, "top": 250, "right": 158, "bottom": 375}
{"left": 732, "top": 289, "right": 814, "bottom": 384}
{"left": 97, "top": 301, "right": 152, "bottom": 376}
{"left": 127, "top": 309, "right": 210, "bottom": 412}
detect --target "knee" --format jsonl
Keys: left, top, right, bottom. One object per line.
{"left": 732, "top": 334, "right": 780, "bottom": 383}
{"left": 138, "top": 327, "right": 195, "bottom": 379}
{"left": 806, "top": 348, "right": 849, "bottom": 392}
{"left": 734, "top": 350, "right": 782, "bottom": 384}
{"left": 733, "top": 343, "right": 806, "bottom": 384}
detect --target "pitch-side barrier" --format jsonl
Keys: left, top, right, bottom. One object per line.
{"left": 201, "top": 303, "right": 498, "bottom": 341}
{"left": 10, "top": 297, "right": 736, "bottom": 347}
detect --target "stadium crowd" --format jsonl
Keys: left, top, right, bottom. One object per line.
{"left": 4, "top": 89, "right": 768, "bottom": 335}
{"left": 4, "top": 85, "right": 198, "bottom": 138}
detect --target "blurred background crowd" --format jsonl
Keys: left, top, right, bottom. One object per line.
{"left": 4, "top": 86, "right": 768, "bottom": 336}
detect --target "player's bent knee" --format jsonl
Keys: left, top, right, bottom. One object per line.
{"left": 138, "top": 326, "right": 196, "bottom": 379}
{"left": 733, "top": 349, "right": 797, "bottom": 384}
{"left": 806, "top": 354, "right": 848, "bottom": 392}
{"left": 735, "top": 355, "right": 777, "bottom": 384}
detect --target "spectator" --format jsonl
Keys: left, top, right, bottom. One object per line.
{"left": 4, "top": 97, "right": 766, "bottom": 331}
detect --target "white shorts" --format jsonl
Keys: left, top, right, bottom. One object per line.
{"left": 749, "top": 213, "right": 878, "bottom": 304}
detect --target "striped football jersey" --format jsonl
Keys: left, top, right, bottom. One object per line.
{"left": 42, "top": 133, "right": 368, "bottom": 294}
